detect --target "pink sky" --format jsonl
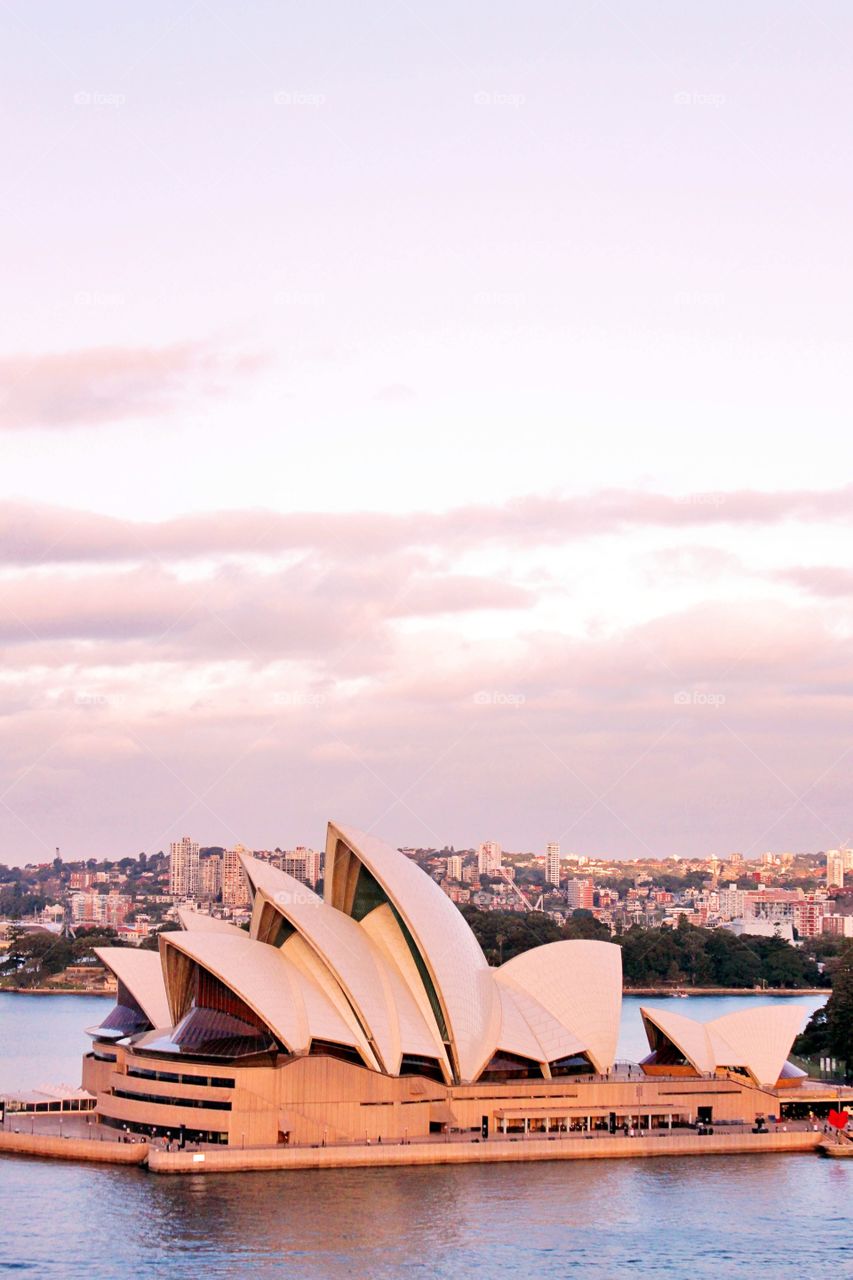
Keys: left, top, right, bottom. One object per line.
{"left": 1, "top": 2, "right": 851, "bottom": 862}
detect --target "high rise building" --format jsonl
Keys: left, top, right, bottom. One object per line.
{"left": 303, "top": 849, "right": 322, "bottom": 888}
{"left": 222, "top": 844, "right": 250, "bottom": 907}
{"left": 446, "top": 855, "right": 463, "bottom": 881}
{"left": 200, "top": 854, "right": 222, "bottom": 900}
{"left": 793, "top": 897, "right": 827, "bottom": 938}
{"left": 477, "top": 841, "right": 502, "bottom": 875}
{"left": 169, "top": 836, "right": 199, "bottom": 899}
{"left": 717, "top": 884, "right": 745, "bottom": 920}
{"left": 826, "top": 850, "right": 845, "bottom": 888}
{"left": 545, "top": 842, "right": 561, "bottom": 887}
{"left": 565, "top": 878, "right": 594, "bottom": 910}
{"left": 281, "top": 847, "right": 322, "bottom": 888}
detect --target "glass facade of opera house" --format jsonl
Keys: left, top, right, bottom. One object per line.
{"left": 79, "top": 823, "right": 829, "bottom": 1147}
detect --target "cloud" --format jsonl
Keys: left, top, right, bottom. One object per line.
{"left": 3, "top": 483, "right": 853, "bottom": 566}
{"left": 2, "top": 596, "right": 852, "bottom": 863}
{"left": 0, "top": 341, "right": 263, "bottom": 431}
{"left": 640, "top": 545, "right": 744, "bottom": 581}
{"left": 373, "top": 384, "right": 417, "bottom": 403}
{"left": 776, "top": 566, "right": 853, "bottom": 598}
{"left": 4, "top": 484, "right": 853, "bottom": 862}
{"left": 0, "top": 561, "right": 537, "bottom": 658}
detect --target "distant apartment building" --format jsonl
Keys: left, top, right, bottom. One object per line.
{"left": 477, "top": 841, "right": 502, "bottom": 875}
{"left": 743, "top": 888, "right": 803, "bottom": 928}
{"left": 792, "top": 897, "right": 827, "bottom": 939}
{"left": 70, "top": 890, "right": 132, "bottom": 929}
{"left": 446, "top": 855, "right": 463, "bottom": 881}
{"left": 169, "top": 836, "right": 200, "bottom": 898}
{"left": 565, "top": 878, "right": 594, "bottom": 911}
{"left": 445, "top": 885, "right": 471, "bottom": 905}
{"left": 69, "top": 871, "right": 95, "bottom": 890}
{"left": 222, "top": 845, "right": 250, "bottom": 907}
{"left": 200, "top": 854, "right": 222, "bottom": 900}
{"left": 545, "top": 842, "right": 561, "bottom": 887}
{"left": 280, "top": 847, "right": 322, "bottom": 888}
{"left": 822, "top": 913, "right": 853, "bottom": 938}
{"left": 717, "top": 885, "right": 746, "bottom": 920}
{"left": 826, "top": 850, "right": 845, "bottom": 888}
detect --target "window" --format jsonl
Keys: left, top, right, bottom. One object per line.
{"left": 478, "top": 1051, "right": 544, "bottom": 1082}
{"left": 113, "top": 1088, "right": 232, "bottom": 1111}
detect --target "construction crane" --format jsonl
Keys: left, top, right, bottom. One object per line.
{"left": 497, "top": 867, "right": 545, "bottom": 912}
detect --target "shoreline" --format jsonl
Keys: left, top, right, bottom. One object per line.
{"left": 0, "top": 985, "right": 828, "bottom": 998}
{"left": 623, "top": 987, "right": 827, "bottom": 997}
{"left": 0, "top": 1127, "right": 823, "bottom": 1172}
{"left": 0, "top": 987, "right": 115, "bottom": 997}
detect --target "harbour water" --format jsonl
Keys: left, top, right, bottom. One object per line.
{"left": 0, "top": 992, "right": 846, "bottom": 1279}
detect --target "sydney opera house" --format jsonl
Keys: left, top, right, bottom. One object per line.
{"left": 81, "top": 823, "right": 812, "bottom": 1147}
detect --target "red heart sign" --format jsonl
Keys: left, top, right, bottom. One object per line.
{"left": 827, "top": 1110, "right": 850, "bottom": 1130}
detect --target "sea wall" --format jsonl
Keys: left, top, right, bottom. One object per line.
{"left": 147, "top": 1128, "right": 821, "bottom": 1174}
{"left": 0, "top": 1130, "right": 148, "bottom": 1165}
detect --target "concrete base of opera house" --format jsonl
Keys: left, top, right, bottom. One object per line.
{"left": 0, "top": 1129, "right": 148, "bottom": 1165}
{"left": 0, "top": 1125, "right": 823, "bottom": 1172}
{"left": 148, "top": 1127, "right": 823, "bottom": 1174}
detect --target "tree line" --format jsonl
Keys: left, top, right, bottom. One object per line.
{"left": 793, "top": 942, "right": 853, "bottom": 1078}
{"left": 460, "top": 907, "right": 828, "bottom": 988}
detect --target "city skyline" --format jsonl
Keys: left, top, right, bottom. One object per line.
{"left": 2, "top": 3, "right": 853, "bottom": 863}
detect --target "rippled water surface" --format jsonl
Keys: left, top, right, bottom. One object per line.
{"left": 1, "top": 1150, "right": 849, "bottom": 1279}
{"left": 0, "top": 992, "right": 843, "bottom": 1279}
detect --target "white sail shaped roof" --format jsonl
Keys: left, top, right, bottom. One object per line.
{"left": 640, "top": 1003, "right": 808, "bottom": 1086}
{"left": 495, "top": 940, "right": 622, "bottom": 1073}
{"left": 708, "top": 1004, "right": 808, "bottom": 1087}
{"left": 177, "top": 907, "right": 245, "bottom": 935}
{"left": 240, "top": 853, "right": 440, "bottom": 1074}
{"left": 326, "top": 822, "right": 501, "bottom": 1082}
{"left": 91, "top": 824, "right": 635, "bottom": 1087}
{"left": 493, "top": 982, "right": 554, "bottom": 1065}
{"left": 240, "top": 853, "right": 302, "bottom": 901}
{"left": 640, "top": 1005, "right": 715, "bottom": 1074}
{"left": 278, "top": 932, "right": 379, "bottom": 1069}
{"left": 359, "top": 902, "right": 452, "bottom": 1076}
{"left": 94, "top": 946, "right": 171, "bottom": 1029}
{"left": 160, "top": 930, "right": 366, "bottom": 1060}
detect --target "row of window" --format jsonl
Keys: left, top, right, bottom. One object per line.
{"left": 100, "top": 1114, "right": 228, "bottom": 1144}
{"left": 126, "top": 1066, "right": 235, "bottom": 1089}
{"left": 113, "top": 1088, "right": 232, "bottom": 1112}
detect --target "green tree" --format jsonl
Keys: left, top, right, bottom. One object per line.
{"left": 562, "top": 910, "right": 610, "bottom": 942}
{"left": 795, "top": 943, "right": 853, "bottom": 1078}
{"left": 824, "top": 944, "right": 853, "bottom": 1076}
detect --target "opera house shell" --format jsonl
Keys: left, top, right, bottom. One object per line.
{"left": 81, "top": 823, "right": 810, "bottom": 1147}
